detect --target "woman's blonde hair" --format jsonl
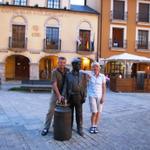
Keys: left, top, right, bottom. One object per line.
{"left": 91, "top": 62, "right": 101, "bottom": 68}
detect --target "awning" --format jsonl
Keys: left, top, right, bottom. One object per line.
{"left": 105, "top": 53, "right": 150, "bottom": 62}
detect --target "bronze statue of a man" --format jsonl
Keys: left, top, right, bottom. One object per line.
{"left": 62, "top": 58, "right": 87, "bottom": 137}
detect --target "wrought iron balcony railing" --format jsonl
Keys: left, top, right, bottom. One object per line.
{"left": 9, "top": 37, "right": 27, "bottom": 50}
{"left": 110, "top": 11, "right": 128, "bottom": 21}
{"left": 136, "top": 13, "right": 150, "bottom": 23}
{"left": 76, "top": 41, "right": 94, "bottom": 53}
{"left": 135, "top": 40, "right": 149, "bottom": 50}
{"left": 109, "top": 39, "right": 127, "bottom": 49}
{"left": 43, "top": 38, "right": 61, "bottom": 52}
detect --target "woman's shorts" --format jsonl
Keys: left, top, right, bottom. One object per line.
{"left": 89, "top": 96, "right": 103, "bottom": 113}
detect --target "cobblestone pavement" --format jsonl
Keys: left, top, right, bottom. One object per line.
{"left": 0, "top": 87, "right": 150, "bottom": 150}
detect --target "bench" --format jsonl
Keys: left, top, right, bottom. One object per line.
{"left": 21, "top": 80, "right": 52, "bottom": 92}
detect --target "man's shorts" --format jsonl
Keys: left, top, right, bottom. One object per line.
{"left": 89, "top": 96, "right": 103, "bottom": 113}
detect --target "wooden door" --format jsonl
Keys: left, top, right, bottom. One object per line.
{"left": 15, "top": 56, "right": 29, "bottom": 80}
{"left": 12, "top": 25, "right": 25, "bottom": 48}
{"left": 113, "top": 28, "right": 124, "bottom": 48}
{"left": 79, "top": 30, "right": 90, "bottom": 51}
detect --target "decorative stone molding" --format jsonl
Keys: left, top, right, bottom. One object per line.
{"left": 44, "top": 17, "right": 61, "bottom": 39}
{"left": 10, "top": 15, "right": 28, "bottom": 36}
{"left": 77, "top": 19, "right": 94, "bottom": 42}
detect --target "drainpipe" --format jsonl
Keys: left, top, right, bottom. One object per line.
{"left": 96, "top": 0, "right": 102, "bottom": 62}
{"left": 98, "top": 0, "right": 103, "bottom": 61}
{"left": 96, "top": 14, "right": 100, "bottom": 62}
{"left": 84, "top": 0, "right": 87, "bottom": 6}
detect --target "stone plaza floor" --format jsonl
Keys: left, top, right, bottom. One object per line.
{"left": 0, "top": 84, "right": 150, "bottom": 150}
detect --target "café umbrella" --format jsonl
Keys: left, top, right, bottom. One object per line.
{"left": 105, "top": 53, "right": 150, "bottom": 77}
{"left": 105, "top": 53, "right": 150, "bottom": 62}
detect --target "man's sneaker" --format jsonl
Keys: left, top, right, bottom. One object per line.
{"left": 94, "top": 127, "right": 99, "bottom": 133}
{"left": 41, "top": 129, "right": 48, "bottom": 136}
{"left": 89, "top": 127, "right": 95, "bottom": 134}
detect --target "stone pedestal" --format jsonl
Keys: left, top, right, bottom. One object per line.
{"left": 30, "top": 63, "right": 39, "bottom": 80}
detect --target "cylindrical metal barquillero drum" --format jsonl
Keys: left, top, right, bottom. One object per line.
{"left": 54, "top": 105, "right": 72, "bottom": 141}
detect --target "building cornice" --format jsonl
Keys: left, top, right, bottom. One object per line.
{"left": 0, "top": 3, "right": 99, "bottom": 15}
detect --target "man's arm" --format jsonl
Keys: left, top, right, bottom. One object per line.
{"left": 51, "top": 70, "right": 62, "bottom": 102}
{"left": 100, "top": 76, "right": 106, "bottom": 104}
{"left": 52, "top": 81, "right": 62, "bottom": 102}
{"left": 100, "top": 83, "right": 106, "bottom": 104}
{"left": 62, "top": 73, "right": 69, "bottom": 102}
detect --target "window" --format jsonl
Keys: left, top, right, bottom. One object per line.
{"left": 111, "top": 0, "right": 127, "bottom": 21}
{"left": 109, "top": 61, "right": 124, "bottom": 77}
{"left": 13, "top": 0, "right": 27, "bottom": 6}
{"left": 112, "top": 28, "right": 124, "bottom": 48}
{"left": 110, "top": 25, "right": 127, "bottom": 49}
{"left": 138, "top": 3, "right": 150, "bottom": 22}
{"left": 47, "top": 0, "right": 60, "bottom": 9}
{"left": 12, "top": 25, "right": 26, "bottom": 48}
{"left": 113, "top": 0, "right": 125, "bottom": 20}
{"left": 79, "top": 30, "right": 91, "bottom": 51}
{"left": 137, "top": 30, "right": 149, "bottom": 49}
{"left": 46, "top": 27, "right": 59, "bottom": 49}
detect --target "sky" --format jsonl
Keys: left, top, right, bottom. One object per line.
{"left": 70, "top": 0, "right": 84, "bottom": 5}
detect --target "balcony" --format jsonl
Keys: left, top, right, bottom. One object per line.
{"left": 136, "top": 40, "right": 150, "bottom": 51}
{"left": 110, "top": 11, "right": 128, "bottom": 22}
{"left": 136, "top": 13, "right": 150, "bottom": 24}
{"left": 76, "top": 41, "right": 94, "bottom": 54}
{"left": 109, "top": 39, "right": 127, "bottom": 50}
{"left": 8, "top": 37, "right": 27, "bottom": 52}
{"left": 43, "top": 39, "right": 61, "bottom": 53}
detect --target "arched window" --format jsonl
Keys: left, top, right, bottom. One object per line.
{"left": 13, "top": 0, "right": 27, "bottom": 6}
{"left": 77, "top": 21, "right": 94, "bottom": 52}
{"left": 9, "top": 16, "right": 27, "bottom": 49}
{"left": 44, "top": 18, "right": 60, "bottom": 50}
{"left": 47, "top": 0, "right": 60, "bottom": 9}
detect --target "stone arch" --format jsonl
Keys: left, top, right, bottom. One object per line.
{"left": 80, "top": 57, "right": 93, "bottom": 70}
{"left": 9, "top": 15, "right": 28, "bottom": 36}
{"left": 39, "top": 55, "right": 58, "bottom": 80}
{"left": 44, "top": 17, "right": 61, "bottom": 39}
{"left": 77, "top": 20, "right": 94, "bottom": 42}
{"left": 11, "top": 15, "right": 27, "bottom": 24}
{"left": 5, "top": 54, "right": 30, "bottom": 80}
{"left": 3, "top": 54, "right": 31, "bottom": 63}
{"left": 78, "top": 20, "right": 92, "bottom": 30}
{"left": 45, "top": 17, "right": 60, "bottom": 27}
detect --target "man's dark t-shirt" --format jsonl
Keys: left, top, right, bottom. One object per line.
{"left": 51, "top": 68, "right": 69, "bottom": 94}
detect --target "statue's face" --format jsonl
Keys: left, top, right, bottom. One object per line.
{"left": 72, "top": 61, "right": 81, "bottom": 71}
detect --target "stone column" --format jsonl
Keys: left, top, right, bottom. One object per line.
{"left": 30, "top": 63, "right": 39, "bottom": 80}
{"left": 0, "top": 63, "right": 5, "bottom": 82}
